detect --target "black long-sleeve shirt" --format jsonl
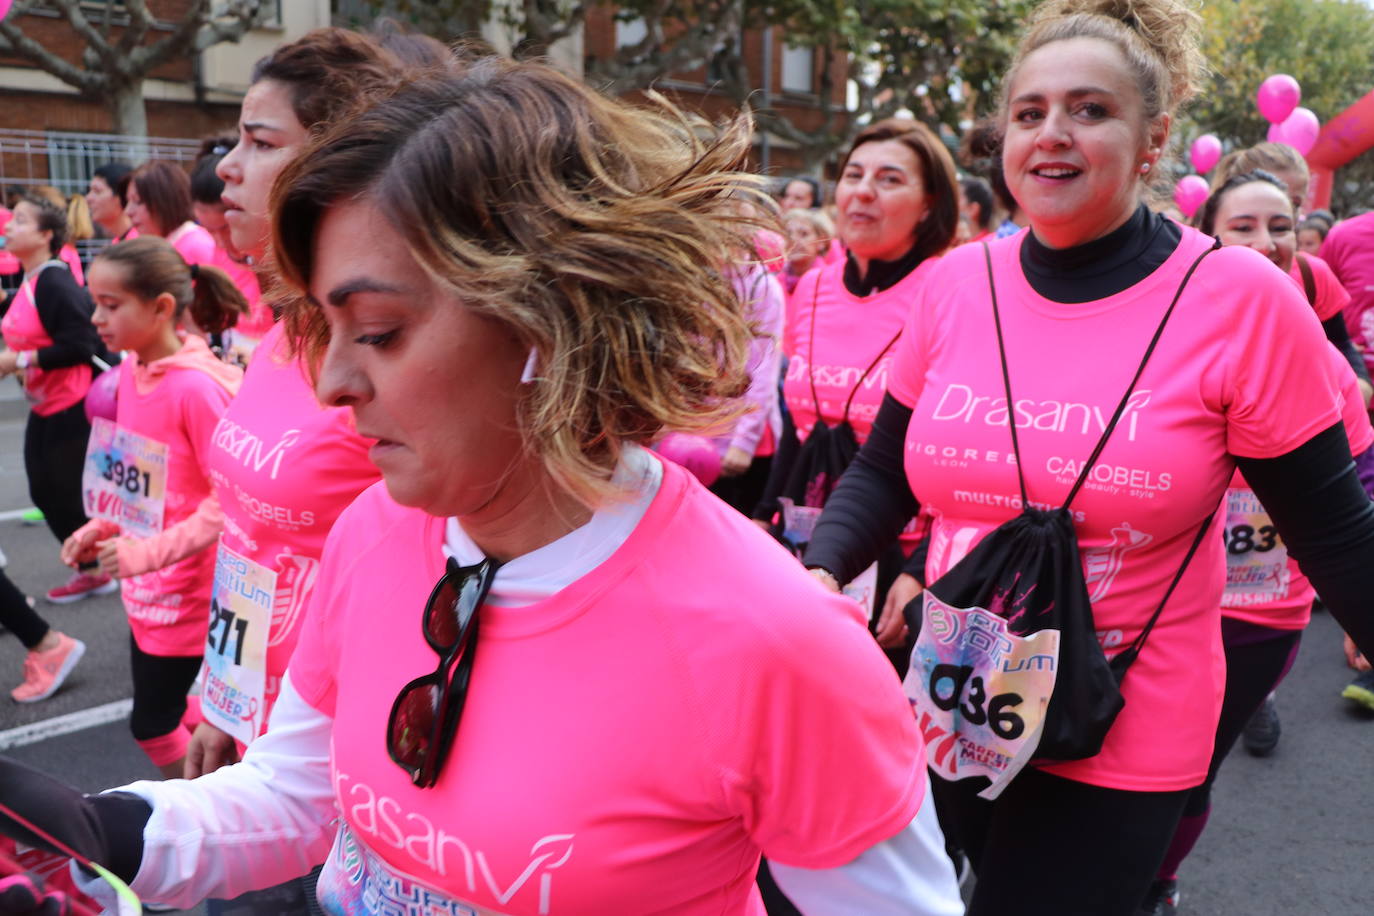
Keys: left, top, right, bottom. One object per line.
{"left": 804, "top": 208, "right": 1374, "bottom": 659}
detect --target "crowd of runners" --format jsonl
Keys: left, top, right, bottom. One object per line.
{"left": 1, "top": 0, "right": 1374, "bottom": 914}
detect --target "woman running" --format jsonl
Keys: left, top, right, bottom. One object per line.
{"left": 755, "top": 117, "right": 957, "bottom": 658}
{"left": 60, "top": 237, "right": 245, "bottom": 779}
{"left": 125, "top": 163, "right": 216, "bottom": 269}
{"left": 1139, "top": 169, "right": 1374, "bottom": 914}
{"left": 0, "top": 197, "right": 112, "bottom": 606}
{"left": 0, "top": 57, "right": 964, "bottom": 916}
{"left": 803, "top": 1, "right": 1374, "bottom": 913}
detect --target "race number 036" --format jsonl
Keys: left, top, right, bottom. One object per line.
{"left": 928, "top": 663, "right": 1026, "bottom": 740}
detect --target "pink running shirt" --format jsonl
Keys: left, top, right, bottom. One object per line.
{"left": 1289, "top": 253, "right": 1349, "bottom": 322}
{"left": 1323, "top": 212, "right": 1374, "bottom": 372}
{"left": 208, "top": 247, "right": 273, "bottom": 343}
{"left": 204, "top": 322, "right": 379, "bottom": 733}
{"left": 0, "top": 268, "right": 91, "bottom": 416}
{"left": 1221, "top": 344, "right": 1374, "bottom": 631}
{"left": 166, "top": 222, "right": 216, "bottom": 268}
{"left": 59, "top": 244, "right": 85, "bottom": 287}
{"left": 114, "top": 336, "right": 241, "bottom": 656}
{"left": 889, "top": 230, "right": 1341, "bottom": 791}
{"left": 290, "top": 459, "right": 925, "bottom": 915}
{"left": 785, "top": 256, "right": 937, "bottom": 444}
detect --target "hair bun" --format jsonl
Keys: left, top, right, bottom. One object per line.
{"left": 1028, "top": 0, "right": 1206, "bottom": 111}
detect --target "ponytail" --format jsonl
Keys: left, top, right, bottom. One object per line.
{"left": 95, "top": 236, "right": 248, "bottom": 334}
{"left": 188, "top": 263, "right": 249, "bottom": 335}
{"left": 65, "top": 193, "right": 94, "bottom": 241}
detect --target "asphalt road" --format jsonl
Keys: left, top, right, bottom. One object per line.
{"left": 1, "top": 406, "right": 1372, "bottom": 913}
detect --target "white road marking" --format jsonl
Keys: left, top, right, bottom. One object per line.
{"left": 0, "top": 699, "right": 132, "bottom": 750}
{"left": 0, "top": 507, "right": 39, "bottom": 522}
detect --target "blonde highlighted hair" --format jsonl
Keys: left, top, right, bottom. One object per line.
{"left": 272, "top": 57, "right": 767, "bottom": 506}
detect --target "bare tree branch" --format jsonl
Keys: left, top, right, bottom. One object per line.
{"left": 116, "top": 0, "right": 159, "bottom": 58}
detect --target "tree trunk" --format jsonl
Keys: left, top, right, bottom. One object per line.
{"left": 110, "top": 82, "right": 149, "bottom": 139}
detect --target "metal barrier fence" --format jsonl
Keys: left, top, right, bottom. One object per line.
{"left": 0, "top": 129, "right": 205, "bottom": 293}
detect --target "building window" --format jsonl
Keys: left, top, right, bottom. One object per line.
{"left": 617, "top": 16, "right": 648, "bottom": 49}
{"left": 781, "top": 44, "right": 814, "bottom": 94}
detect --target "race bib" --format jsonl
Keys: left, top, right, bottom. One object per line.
{"left": 1223, "top": 488, "right": 1289, "bottom": 602}
{"left": 200, "top": 543, "right": 275, "bottom": 743}
{"left": 82, "top": 418, "right": 169, "bottom": 538}
{"left": 778, "top": 497, "right": 820, "bottom": 550}
{"left": 905, "top": 591, "right": 1060, "bottom": 799}
{"left": 842, "top": 562, "right": 880, "bottom": 618}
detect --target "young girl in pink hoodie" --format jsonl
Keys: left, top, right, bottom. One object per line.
{"left": 61, "top": 237, "right": 245, "bottom": 778}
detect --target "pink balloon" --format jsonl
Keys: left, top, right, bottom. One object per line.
{"left": 1173, "top": 175, "right": 1210, "bottom": 219}
{"left": 0, "top": 1, "right": 11, "bottom": 21}
{"left": 1256, "top": 74, "right": 1301, "bottom": 125}
{"left": 1189, "top": 134, "right": 1223, "bottom": 174}
{"left": 1277, "top": 107, "right": 1321, "bottom": 156}
{"left": 84, "top": 363, "right": 121, "bottom": 423}
{"left": 1267, "top": 121, "right": 1285, "bottom": 145}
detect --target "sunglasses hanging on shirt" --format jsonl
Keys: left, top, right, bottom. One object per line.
{"left": 387, "top": 555, "right": 500, "bottom": 788}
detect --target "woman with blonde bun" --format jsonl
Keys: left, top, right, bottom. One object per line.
{"left": 805, "top": 1, "right": 1374, "bottom": 913}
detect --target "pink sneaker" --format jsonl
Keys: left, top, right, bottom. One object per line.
{"left": 11, "top": 633, "right": 86, "bottom": 703}
{"left": 45, "top": 571, "right": 118, "bottom": 604}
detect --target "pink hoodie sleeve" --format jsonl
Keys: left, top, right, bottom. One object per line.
{"left": 728, "top": 267, "right": 786, "bottom": 457}
{"left": 116, "top": 492, "right": 223, "bottom": 577}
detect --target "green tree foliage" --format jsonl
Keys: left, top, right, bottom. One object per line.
{"left": 360, "top": 0, "right": 1031, "bottom": 171}
{"left": 1183, "top": 0, "right": 1374, "bottom": 214}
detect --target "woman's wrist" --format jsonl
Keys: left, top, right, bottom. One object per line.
{"left": 807, "top": 566, "right": 841, "bottom": 591}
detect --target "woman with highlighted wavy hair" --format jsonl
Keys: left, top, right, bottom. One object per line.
{"left": 0, "top": 58, "right": 962, "bottom": 916}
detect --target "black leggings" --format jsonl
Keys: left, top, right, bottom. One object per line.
{"left": 0, "top": 568, "right": 48, "bottom": 649}
{"left": 23, "top": 402, "right": 91, "bottom": 547}
{"left": 128, "top": 635, "right": 202, "bottom": 742}
{"left": 932, "top": 767, "right": 1191, "bottom": 915}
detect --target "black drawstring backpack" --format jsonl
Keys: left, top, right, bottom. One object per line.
{"left": 773, "top": 281, "right": 901, "bottom": 557}
{"left": 903, "top": 241, "right": 1218, "bottom": 799}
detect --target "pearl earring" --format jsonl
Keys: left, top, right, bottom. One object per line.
{"left": 1140, "top": 162, "right": 1152, "bottom": 174}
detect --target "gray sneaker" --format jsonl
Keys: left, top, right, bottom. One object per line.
{"left": 1242, "top": 694, "right": 1281, "bottom": 757}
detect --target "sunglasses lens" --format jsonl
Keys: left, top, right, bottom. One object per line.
{"left": 424, "top": 569, "right": 486, "bottom": 648}
{"left": 389, "top": 680, "right": 441, "bottom": 774}
{"left": 424, "top": 577, "right": 462, "bottom": 648}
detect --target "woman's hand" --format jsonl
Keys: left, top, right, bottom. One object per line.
{"left": 94, "top": 539, "right": 132, "bottom": 579}
{"left": 60, "top": 529, "right": 104, "bottom": 570}
{"left": 719, "top": 447, "right": 752, "bottom": 479}
{"left": 1344, "top": 633, "right": 1371, "bottom": 672}
{"left": 184, "top": 723, "right": 239, "bottom": 779}
{"left": 875, "top": 573, "right": 921, "bottom": 648}
{"left": 809, "top": 567, "right": 841, "bottom": 593}
{"left": 0, "top": 351, "right": 17, "bottom": 378}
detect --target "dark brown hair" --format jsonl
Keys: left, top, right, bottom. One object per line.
{"left": 249, "top": 25, "right": 455, "bottom": 133}
{"left": 840, "top": 118, "right": 960, "bottom": 262}
{"left": 129, "top": 162, "right": 193, "bottom": 237}
{"left": 1195, "top": 169, "right": 1291, "bottom": 236}
{"left": 272, "top": 58, "right": 765, "bottom": 504}
{"left": 18, "top": 197, "right": 69, "bottom": 257}
{"left": 96, "top": 236, "right": 248, "bottom": 334}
